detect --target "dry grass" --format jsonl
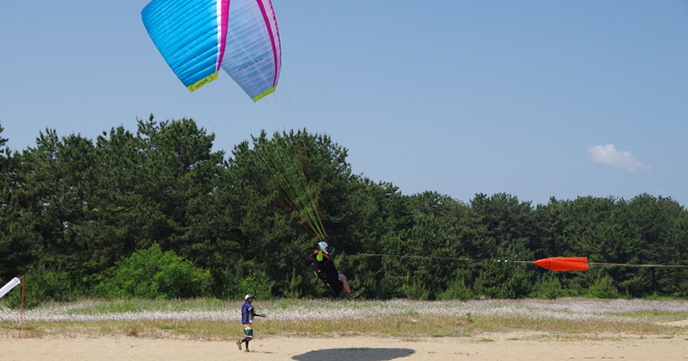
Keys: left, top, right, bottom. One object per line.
{"left": 1, "top": 298, "right": 687, "bottom": 340}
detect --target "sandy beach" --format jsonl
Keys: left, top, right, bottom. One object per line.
{"left": 2, "top": 332, "right": 688, "bottom": 361}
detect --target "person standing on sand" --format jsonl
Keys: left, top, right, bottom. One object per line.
{"left": 236, "top": 294, "right": 265, "bottom": 352}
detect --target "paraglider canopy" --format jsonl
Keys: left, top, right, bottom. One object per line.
{"left": 141, "top": 0, "right": 281, "bottom": 101}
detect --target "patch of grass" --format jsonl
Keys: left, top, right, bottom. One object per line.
{"left": 432, "top": 333, "right": 453, "bottom": 337}
{"left": 615, "top": 310, "right": 688, "bottom": 321}
{"left": 68, "top": 298, "right": 226, "bottom": 315}
{"left": 464, "top": 312, "right": 474, "bottom": 323}
{"left": 3, "top": 298, "right": 688, "bottom": 340}
{"left": 472, "top": 314, "right": 681, "bottom": 336}
{"left": 479, "top": 338, "right": 494, "bottom": 342}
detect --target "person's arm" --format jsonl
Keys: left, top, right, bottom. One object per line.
{"left": 250, "top": 308, "right": 265, "bottom": 317}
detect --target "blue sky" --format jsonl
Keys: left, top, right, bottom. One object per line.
{"left": 1, "top": 1, "right": 687, "bottom": 206}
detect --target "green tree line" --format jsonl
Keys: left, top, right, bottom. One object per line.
{"left": 1, "top": 118, "right": 687, "bottom": 304}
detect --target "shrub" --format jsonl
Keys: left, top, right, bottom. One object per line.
{"left": 586, "top": 274, "right": 619, "bottom": 299}
{"left": 437, "top": 278, "right": 473, "bottom": 300}
{"left": 531, "top": 274, "right": 563, "bottom": 299}
{"left": 240, "top": 271, "right": 275, "bottom": 300}
{"left": 2, "top": 268, "right": 78, "bottom": 309}
{"left": 98, "top": 244, "right": 210, "bottom": 299}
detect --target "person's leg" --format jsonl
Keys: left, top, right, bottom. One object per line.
{"left": 239, "top": 325, "right": 253, "bottom": 351}
{"left": 338, "top": 272, "right": 352, "bottom": 294}
{"left": 241, "top": 336, "right": 252, "bottom": 343}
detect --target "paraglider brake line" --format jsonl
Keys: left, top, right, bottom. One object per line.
{"left": 280, "top": 198, "right": 327, "bottom": 241}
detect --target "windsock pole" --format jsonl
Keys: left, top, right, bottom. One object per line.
{"left": 19, "top": 277, "right": 25, "bottom": 337}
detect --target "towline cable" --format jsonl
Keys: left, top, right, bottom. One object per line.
{"left": 351, "top": 253, "right": 531, "bottom": 264}
{"left": 350, "top": 253, "right": 688, "bottom": 269}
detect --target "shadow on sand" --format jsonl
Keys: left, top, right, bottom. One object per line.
{"left": 292, "top": 347, "right": 415, "bottom": 361}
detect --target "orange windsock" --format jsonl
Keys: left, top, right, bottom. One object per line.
{"left": 532, "top": 257, "right": 589, "bottom": 271}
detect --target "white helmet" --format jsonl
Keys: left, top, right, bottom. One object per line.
{"left": 317, "top": 241, "right": 330, "bottom": 255}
